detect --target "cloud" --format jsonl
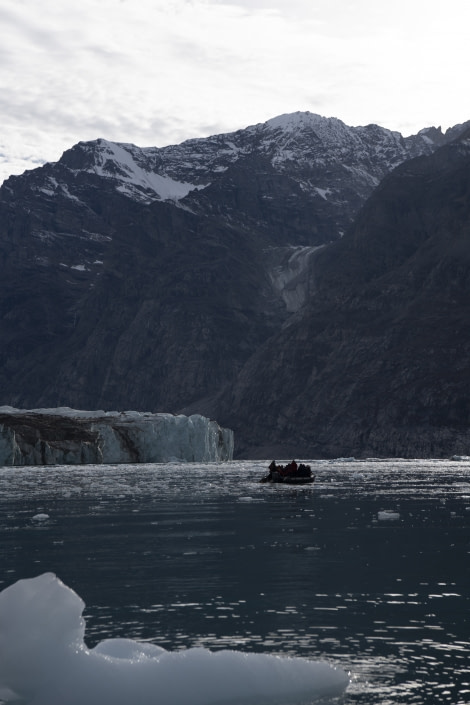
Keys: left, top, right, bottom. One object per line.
{"left": 0, "top": 0, "right": 469, "bottom": 184}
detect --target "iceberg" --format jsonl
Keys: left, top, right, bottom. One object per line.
{"left": 377, "top": 510, "right": 400, "bottom": 521}
{"left": 0, "top": 407, "right": 234, "bottom": 465}
{"left": 0, "top": 574, "right": 349, "bottom": 705}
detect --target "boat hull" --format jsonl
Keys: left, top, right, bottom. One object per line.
{"left": 260, "top": 475, "right": 314, "bottom": 485}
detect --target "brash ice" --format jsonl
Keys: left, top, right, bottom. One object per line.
{"left": 0, "top": 574, "right": 349, "bottom": 705}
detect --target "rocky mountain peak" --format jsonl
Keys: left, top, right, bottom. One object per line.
{"left": 1, "top": 112, "right": 469, "bottom": 459}
{"left": 4, "top": 111, "right": 453, "bottom": 214}
{"left": 417, "top": 125, "right": 445, "bottom": 144}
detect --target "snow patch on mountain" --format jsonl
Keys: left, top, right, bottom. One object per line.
{"left": 267, "top": 245, "right": 324, "bottom": 312}
{"left": 88, "top": 140, "right": 208, "bottom": 203}
{"left": 314, "top": 187, "right": 332, "bottom": 200}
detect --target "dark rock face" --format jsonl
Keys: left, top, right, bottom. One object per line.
{"left": 0, "top": 190, "right": 274, "bottom": 412}
{"left": 0, "top": 112, "right": 469, "bottom": 458}
{"left": 220, "top": 133, "right": 470, "bottom": 458}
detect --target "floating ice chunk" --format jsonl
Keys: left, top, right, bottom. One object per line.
{"left": 31, "top": 513, "right": 50, "bottom": 522}
{"left": 378, "top": 510, "right": 400, "bottom": 521}
{"left": 0, "top": 574, "right": 349, "bottom": 705}
{"left": 351, "top": 472, "right": 365, "bottom": 480}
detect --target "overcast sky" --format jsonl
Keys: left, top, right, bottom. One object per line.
{"left": 1, "top": 0, "right": 469, "bottom": 183}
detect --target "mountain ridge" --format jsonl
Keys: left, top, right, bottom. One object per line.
{"left": 218, "top": 130, "right": 470, "bottom": 457}
{"left": 1, "top": 111, "right": 469, "bottom": 457}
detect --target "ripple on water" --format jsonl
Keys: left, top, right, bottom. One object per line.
{"left": 1, "top": 459, "right": 469, "bottom": 704}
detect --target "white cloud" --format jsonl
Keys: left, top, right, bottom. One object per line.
{"left": 0, "top": 0, "right": 469, "bottom": 183}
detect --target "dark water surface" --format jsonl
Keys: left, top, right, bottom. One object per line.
{"left": 1, "top": 459, "right": 469, "bottom": 704}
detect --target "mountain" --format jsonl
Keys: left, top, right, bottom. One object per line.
{"left": 219, "top": 129, "right": 470, "bottom": 458}
{"left": 0, "top": 112, "right": 469, "bottom": 457}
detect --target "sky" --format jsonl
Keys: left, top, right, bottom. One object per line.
{"left": 1, "top": 0, "right": 469, "bottom": 184}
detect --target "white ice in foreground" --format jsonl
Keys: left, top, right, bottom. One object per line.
{"left": 0, "top": 574, "right": 349, "bottom": 705}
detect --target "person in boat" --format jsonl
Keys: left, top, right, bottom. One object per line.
{"left": 283, "top": 460, "right": 298, "bottom": 476}
{"left": 297, "top": 463, "right": 312, "bottom": 478}
{"left": 264, "top": 460, "right": 280, "bottom": 482}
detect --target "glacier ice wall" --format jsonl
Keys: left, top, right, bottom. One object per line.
{"left": 0, "top": 407, "right": 234, "bottom": 465}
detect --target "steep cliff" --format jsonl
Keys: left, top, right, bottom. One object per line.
{"left": 220, "top": 132, "right": 470, "bottom": 458}
{"left": 1, "top": 113, "right": 469, "bottom": 458}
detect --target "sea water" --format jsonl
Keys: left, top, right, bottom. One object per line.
{"left": 0, "top": 458, "right": 469, "bottom": 704}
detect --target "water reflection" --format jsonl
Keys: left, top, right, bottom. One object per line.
{"left": 0, "top": 459, "right": 469, "bottom": 704}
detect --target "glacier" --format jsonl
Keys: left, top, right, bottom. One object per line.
{"left": 0, "top": 407, "right": 234, "bottom": 465}
{"left": 0, "top": 573, "right": 349, "bottom": 705}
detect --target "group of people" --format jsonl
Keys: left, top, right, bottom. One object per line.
{"left": 266, "top": 460, "right": 312, "bottom": 479}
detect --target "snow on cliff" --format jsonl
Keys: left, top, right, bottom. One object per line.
{"left": 86, "top": 139, "right": 208, "bottom": 203}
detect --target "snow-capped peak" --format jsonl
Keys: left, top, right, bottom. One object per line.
{"left": 265, "top": 111, "right": 344, "bottom": 133}
{"left": 6, "top": 110, "right": 461, "bottom": 211}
